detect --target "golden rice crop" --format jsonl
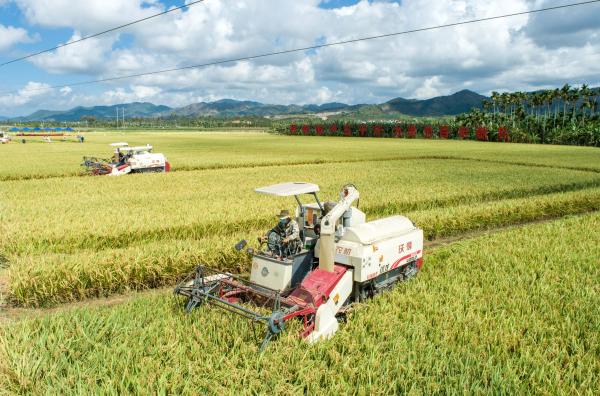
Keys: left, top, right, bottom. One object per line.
{"left": 3, "top": 158, "right": 599, "bottom": 256}
{"left": 1, "top": 131, "right": 600, "bottom": 181}
{"left": 7, "top": 187, "right": 600, "bottom": 307}
{"left": 2, "top": 213, "right": 598, "bottom": 395}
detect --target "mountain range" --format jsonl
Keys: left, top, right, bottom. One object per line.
{"left": 8, "top": 89, "right": 488, "bottom": 121}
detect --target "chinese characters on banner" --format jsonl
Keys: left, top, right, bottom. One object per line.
{"left": 289, "top": 123, "right": 508, "bottom": 143}
{"left": 343, "top": 124, "right": 352, "bottom": 137}
{"left": 407, "top": 124, "right": 417, "bottom": 138}
{"left": 359, "top": 124, "right": 367, "bottom": 137}
{"left": 439, "top": 125, "right": 449, "bottom": 139}
{"left": 373, "top": 125, "right": 383, "bottom": 137}
{"left": 476, "top": 127, "right": 488, "bottom": 141}
{"left": 498, "top": 127, "right": 509, "bottom": 142}
{"left": 393, "top": 125, "right": 403, "bottom": 138}
{"left": 423, "top": 125, "right": 433, "bottom": 139}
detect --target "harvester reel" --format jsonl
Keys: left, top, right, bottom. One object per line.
{"left": 260, "top": 310, "right": 286, "bottom": 352}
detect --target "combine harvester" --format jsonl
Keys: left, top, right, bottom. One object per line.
{"left": 82, "top": 142, "right": 170, "bottom": 176}
{"left": 0, "top": 131, "right": 11, "bottom": 144}
{"left": 175, "top": 183, "right": 423, "bottom": 350}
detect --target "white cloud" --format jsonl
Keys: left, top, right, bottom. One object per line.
{"left": 0, "top": 24, "right": 34, "bottom": 52}
{"left": 29, "top": 33, "right": 115, "bottom": 74}
{"left": 0, "top": 81, "right": 52, "bottom": 107}
{"left": 5, "top": 0, "right": 600, "bottom": 114}
{"left": 14, "top": 0, "right": 163, "bottom": 34}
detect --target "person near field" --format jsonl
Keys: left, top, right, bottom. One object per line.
{"left": 259, "top": 209, "right": 301, "bottom": 256}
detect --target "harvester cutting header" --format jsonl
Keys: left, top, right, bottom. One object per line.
{"left": 175, "top": 182, "right": 424, "bottom": 350}
{"left": 82, "top": 142, "right": 170, "bottom": 176}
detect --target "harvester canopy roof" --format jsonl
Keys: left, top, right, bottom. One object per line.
{"left": 255, "top": 182, "right": 320, "bottom": 197}
{"left": 119, "top": 145, "right": 152, "bottom": 152}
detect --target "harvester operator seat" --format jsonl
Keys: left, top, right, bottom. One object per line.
{"left": 264, "top": 229, "right": 301, "bottom": 258}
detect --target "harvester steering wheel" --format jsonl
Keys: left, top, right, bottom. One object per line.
{"left": 267, "top": 230, "right": 285, "bottom": 255}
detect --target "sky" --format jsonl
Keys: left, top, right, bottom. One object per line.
{"left": 0, "top": 0, "right": 599, "bottom": 116}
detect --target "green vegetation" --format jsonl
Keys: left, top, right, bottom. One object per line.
{"left": 2, "top": 131, "right": 600, "bottom": 182}
{"left": 8, "top": 187, "right": 600, "bottom": 308}
{"left": 1, "top": 130, "right": 599, "bottom": 394}
{"left": 2, "top": 213, "right": 598, "bottom": 394}
{"left": 3, "top": 144, "right": 600, "bottom": 307}
{"left": 459, "top": 84, "right": 600, "bottom": 146}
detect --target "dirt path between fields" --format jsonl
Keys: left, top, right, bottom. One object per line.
{"left": 1, "top": 213, "right": 586, "bottom": 325}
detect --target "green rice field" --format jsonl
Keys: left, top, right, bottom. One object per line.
{"left": 1, "top": 130, "right": 599, "bottom": 394}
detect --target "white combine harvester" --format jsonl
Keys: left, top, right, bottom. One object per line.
{"left": 175, "top": 182, "right": 423, "bottom": 350}
{"left": 0, "top": 131, "right": 11, "bottom": 144}
{"left": 82, "top": 142, "right": 170, "bottom": 176}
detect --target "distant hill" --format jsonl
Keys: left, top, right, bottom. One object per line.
{"left": 13, "top": 102, "right": 172, "bottom": 122}
{"left": 162, "top": 99, "right": 352, "bottom": 118}
{"left": 381, "top": 90, "right": 487, "bottom": 116}
{"left": 8, "top": 90, "right": 490, "bottom": 121}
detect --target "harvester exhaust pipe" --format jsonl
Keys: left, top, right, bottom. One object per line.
{"left": 318, "top": 185, "right": 359, "bottom": 272}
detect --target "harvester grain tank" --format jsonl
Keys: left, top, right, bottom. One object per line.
{"left": 82, "top": 142, "right": 170, "bottom": 176}
{"left": 175, "top": 182, "right": 423, "bottom": 350}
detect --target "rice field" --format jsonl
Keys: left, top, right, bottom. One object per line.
{"left": 1, "top": 131, "right": 600, "bottom": 181}
{"left": 1, "top": 130, "right": 599, "bottom": 394}
{"left": 1, "top": 213, "right": 598, "bottom": 395}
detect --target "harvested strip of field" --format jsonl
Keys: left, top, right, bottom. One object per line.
{"left": 3, "top": 158, "right": 600, "bottom": 256}
{"left": 7, "top": 187, "right": 600, "bottom": 308}
{"left": 2, "top": 213, "right": 598, "bottom": 394}
{"left": 2, "top": 132, "right": 600, "bottom": 181}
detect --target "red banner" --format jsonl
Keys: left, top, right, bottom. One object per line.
{"left": 407, "top": 124, "right": 417, "bottom": 138}
{"left": 476, "top": 127, "right": 488, "bottom": 141}
{"left": 359, "top": 124, "right": 367, "bottom": 137}
{"left": 439, "top": 125, "right": 449, "bottom": 139}
{"left": 343, "top": 124, "right": 352, "bottom": 137}
{"left": 423, "top": 125, "right": 433, "bottom": 139}
{"left": 458, "top": 126, "right": 469, "bottom": 139}
{"left": 393, "top": 125, "right": 403, "bottom": 138}
{"left": 290, "top": 124, "right": 298, "bottom": 135}
{"left": 329, "top": 124, "right": 338, "bottom": 135}
{"left": 316, "top": 125, "right": 324, "bottom": 136}
{"left": 498, "top": 126, "right": 509, "bottom": 142}
{"left": 302, "top": 124, "right": 310, "bottom": 135}
{"left": 373, "top": 125, "right": 383, "bottom": 137}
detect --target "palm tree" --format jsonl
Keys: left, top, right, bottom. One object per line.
{"left": 560, "top": 83, "right": 571, "bottom": 125}
{"left": 569, "top": 86, "right": 581, "bottom": 122}
{"left": 552, "top": 88, "right": 561, "bottom": 130}
{"left": 580, "top": 84, "right": 591, "bottom": 126}
{"left": 491, "top": 92, "right": 499, "bottom": 111}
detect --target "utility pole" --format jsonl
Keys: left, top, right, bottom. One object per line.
{"left": 122, "top": 107, "right": 125, "bottom": 128}
{"left": 116, "top": 107, "right": 119, "bottom": 129}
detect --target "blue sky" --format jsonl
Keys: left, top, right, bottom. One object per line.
{"left": 0, "top": 0, "right": 599, "bottom": 116}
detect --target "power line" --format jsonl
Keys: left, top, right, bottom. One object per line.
{"left": 4, "top": 0, "right": 600, "bottom": 95}
{"left": 0, "top": 0, "right": 208, "bottom": 68}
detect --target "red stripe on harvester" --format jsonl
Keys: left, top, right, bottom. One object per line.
{"left": 391, "top": 250, "right": 422, "bottom": 270}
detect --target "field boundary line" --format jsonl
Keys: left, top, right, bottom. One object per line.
{"left": 1, "top": 210, "right": 597, "bottom": 323}
{"left": 2, "top": 154, "right": 599, "bottom": 182}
